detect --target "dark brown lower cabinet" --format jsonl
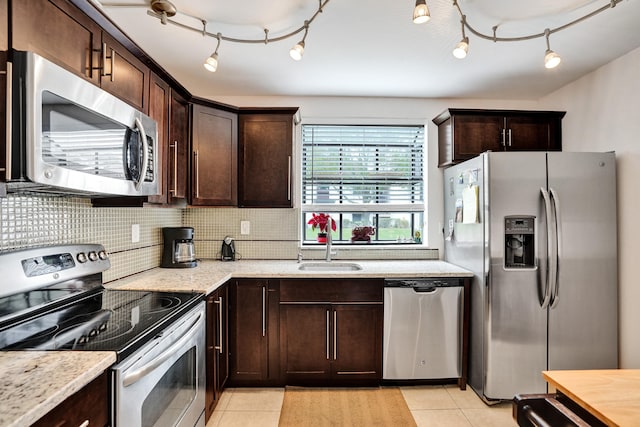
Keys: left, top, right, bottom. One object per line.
{"left": 279, "top": 279, "right": 383, "bottom": 386}
{"left": 205, "top": 284, "right": 229, "bottom": 421}
{"left": 280, "top": 303, "right": 382, "bottom": 386}
{"left": 32, "top": 371, "right": 109, "bottom": 427}
{"left": 228, "top": 279, "right": 280, "bottom": 386}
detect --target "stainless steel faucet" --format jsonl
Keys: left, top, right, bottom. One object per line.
{"left": 325, "top": 216, "right": 337, "bottom": 261}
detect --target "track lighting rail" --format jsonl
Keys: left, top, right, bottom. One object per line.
{"left": 146, "top": 0, "right": 329, "bottom": 45}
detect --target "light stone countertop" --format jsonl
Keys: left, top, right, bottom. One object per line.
{"left": 106, "top": 259, "right": 473, "bottom": 294}
{"left": 0, "top": 351, "right": 116, "bottom": 427}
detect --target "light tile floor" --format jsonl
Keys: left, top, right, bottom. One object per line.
{"left": 206, "top": 385, "right": 517, "bottom": 427}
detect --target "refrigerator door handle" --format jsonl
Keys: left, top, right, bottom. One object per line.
{"left": 540, "top": 188, "right": 553, "bottom": 309}
{"left": 549, "top": 188, "right": 561, "bottom": 308}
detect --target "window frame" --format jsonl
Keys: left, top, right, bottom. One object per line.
{"left": 300, "top": 123, "right": 426, "bottom": 245}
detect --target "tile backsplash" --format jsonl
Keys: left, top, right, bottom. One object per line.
{"left": 1, "top": 195, "right": 437, "bottom": 283}
{"left": 0, "top": 195, "right": 181, "bottom": 282}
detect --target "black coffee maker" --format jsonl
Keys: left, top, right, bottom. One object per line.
{"left": 161, "top": 227, "right": 197, "bottom": 268}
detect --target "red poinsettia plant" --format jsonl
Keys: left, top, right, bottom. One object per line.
{"left": 307, "top": 213, "right": 337, "bottom": 234}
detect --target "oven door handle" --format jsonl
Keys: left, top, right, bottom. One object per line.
{"left": 122, "top": 311, "right": 203, "bottom": 387}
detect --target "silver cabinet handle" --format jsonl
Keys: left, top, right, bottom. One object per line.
{"left": 540, "top": 188, "right": 554, "bottom": 309}
{"left": 262, "top": 285, "right": 266, "bottom": 337}
{"left": 101, "top": 42, "right": 115, "bottom": 81}
{"left": 215, "top": 297, "right": 223, "bottom": 353}
{"left": 333, "top": 310, "right": 337, "bottom": 361}
{"left": 287, "top": 155, "right": 292, "bottom": 201}
{"left": 326, "top": 309, "right": 330, "bottom": 360}
{"left": 507, "top": 128, "right": 512, "bottom": 147}
{"left": 134, "top": 117, "right": 149, "bottom": 191}
{"left": 193, "top": 150, "right": 200, "bottom": 198}
{"left": 501, "top": 128, "right": 506, "bottom": 147}
{"left": 123, "top": 311, "right": 203, "bottom": 387}
{"left": 169, "top": 141, "right": 178, "bottom": 194}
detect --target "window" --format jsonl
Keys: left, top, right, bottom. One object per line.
{"left": 302, "top": 124, "right": 425, "bottom": 244}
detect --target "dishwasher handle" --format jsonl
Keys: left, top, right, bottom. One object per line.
{"left": 384, "top": 278, "right": 462, "bottom": 288}
{"left": 413, "top": 286, "right": 437, "bottom": 293}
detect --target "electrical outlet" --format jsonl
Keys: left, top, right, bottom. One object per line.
{"left": 240, "top": 221, "right": 250, "bottom": 235}
{"left": 131, "top": 224, "right": 140, "bottom": 243}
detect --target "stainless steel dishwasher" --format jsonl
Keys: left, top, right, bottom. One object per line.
{"left": 383, "top": 278, "right": 463, "bottom": 380}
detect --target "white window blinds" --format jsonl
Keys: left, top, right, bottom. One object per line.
{"left": 302, "top": 125, "right": 425, "bottom": 209}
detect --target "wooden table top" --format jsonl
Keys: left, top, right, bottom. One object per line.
{"left": 543, "top": 370, "right": 640, "bottom": 427}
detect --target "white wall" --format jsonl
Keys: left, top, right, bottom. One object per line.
{"left": 214, "top": 95, "right": 541, "bottom": 253}
{"left": 540, "top": 46, "right": 640, "bottom": 369}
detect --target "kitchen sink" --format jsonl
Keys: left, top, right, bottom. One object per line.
{"left": 298, "top": 262, "right": 363, "bottom": 271}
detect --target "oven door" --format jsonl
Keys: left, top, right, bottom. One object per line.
{"left": 112, "top": 302, "right": 206, "bottom": 427}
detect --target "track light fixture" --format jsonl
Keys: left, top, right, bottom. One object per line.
{"left": 145, "top": 0, "right": 329, "bottom": 71}
{"left": 431, "top": 0, "right": 622, "bottom": 69}
{"left": 290, "top": 22, "right": 309, "bottom": 61}
{"left": 204, "top": 33, "right": 221, "bottom": 73}
{"left": 413, "top": 0, "right": 430, "bottom": 24}
{"left": 452, "top": 16, "right": 468, "bottom": 59}
{"left": 543, "top": 29, "right": 561, "bottom": 69}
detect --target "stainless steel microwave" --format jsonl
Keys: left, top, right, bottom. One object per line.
{"left": 5, "top": 51, "right": 159, "bottom": 197}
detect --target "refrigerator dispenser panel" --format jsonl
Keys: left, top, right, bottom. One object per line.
{"left": 504, "top": 216, "right": 535, "bottom": 269}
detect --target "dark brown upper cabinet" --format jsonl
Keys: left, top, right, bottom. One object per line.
{"left": 238, "top": 108, "right": 299, "bottom": 207}
{"left": 433, "top": 109, "right": 565, "bottom": 168}
{"left": 12, "top": 0, "right": 150, "bottom": 113}
{"left": 191, "top": 104, "right": 238, "bottom": 206}
{"left": 12, "top": 0, "right": 101, "bottom": 83}
{"left": 167, "top": 91, "right": 190, "bottom": 203}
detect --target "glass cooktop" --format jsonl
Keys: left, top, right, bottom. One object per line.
{"left": 0, "top": 285, "right": 202, "bottom": 361}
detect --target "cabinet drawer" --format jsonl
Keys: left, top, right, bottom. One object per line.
{"left": 280, "top": 279, "right": 383, "bottom": 303}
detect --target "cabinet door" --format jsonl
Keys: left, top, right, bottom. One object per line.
{"left": 205, "top": 293, "right": 217, "bottom": 420}
{"left": 168, "top": 92, "right": 189, "bottom": 202}
{"left": 332, "top": 304, "right": 383, "bottom": 382}
{"left": 451, "top": 114, "right": 504, "bottom": 161}
{"left": 12, "top": 0, "right": 101, "bottom": 83}
{"left": 215, "top": 285, "right": 229, "bottom": 393}
{"left": 147, "top": 73, "right": 170, "bottom": 204}
{"left": 238, "top": 112, "right": 295, "bottom": 207}
{"left": 229, "top": 279, "right": 269, "bottom": 383}
{"left": 191, "top": 105, "right": 238, "bottom": 206}
{"left": 505, "top": 114, "right": 563, "bottom": 151}
{"left": 280, "top": 304, "right": 331, "bottom": 383}
{"left": 32, "top": 372, "right": 109, "bottom": 427}
{"left": 100, "top": 33, "right": 150, "bottom": 113}
{"left": 205, "top": 286, "right": 229, "bottom": 421}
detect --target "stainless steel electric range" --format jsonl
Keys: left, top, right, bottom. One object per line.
{"left": 0, "top": 244, "right": 206, "bottom": 427}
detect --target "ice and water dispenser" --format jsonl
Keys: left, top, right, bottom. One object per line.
{"left": 504, "top": 216, "right": 535, "bottom": 268}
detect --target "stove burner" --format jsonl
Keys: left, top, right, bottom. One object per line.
{"left": 147, "top": 296, "right": 182, "bottom": 314}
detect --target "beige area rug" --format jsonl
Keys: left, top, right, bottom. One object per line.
{"left": 278, "top": 387, "right": 417, "bottom": 426}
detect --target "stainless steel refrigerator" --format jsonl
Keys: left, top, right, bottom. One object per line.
{"left": 443, "top": 151, "right": 618, "bottom": 402}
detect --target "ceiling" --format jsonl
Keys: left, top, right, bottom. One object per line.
{"left": 93, "top": 0, "right": 640, "bottom": 100}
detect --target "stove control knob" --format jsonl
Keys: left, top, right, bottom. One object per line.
{"left": 77, "top": 252, "right": 88, "bottom": 263}
{"left": 98, "top": 250, "right": 108, "bottom": 260}
{"left": 88, "top": 251, "right": 98, "bottom": 262}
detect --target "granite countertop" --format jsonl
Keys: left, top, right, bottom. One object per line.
{"left": 106, "top": 259, "right": 473, "bottom": 294}
{"left": 0, "top": 351, "right": 116, "bottom": 427}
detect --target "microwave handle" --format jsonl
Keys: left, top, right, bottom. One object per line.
{"left": 133, "top": 118, "right": 149, "bottom": 191}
